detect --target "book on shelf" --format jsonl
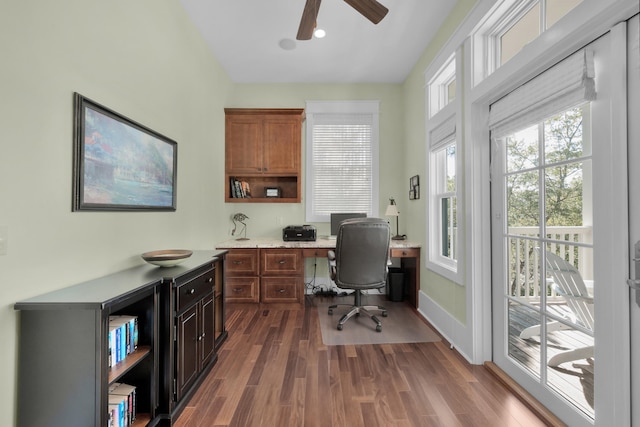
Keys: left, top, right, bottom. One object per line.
{"left": 108, "top": 324, "right": 118, "bottom": 367}
{"left": 108, "top": 403, "right": 119, "bottom": 427}
{"left": 109, "top": 382, "right": 137, "bottom": 426}
{"left": 108, "top": 315, "right": 139, "bottom": 366}
{"left": 108, "top": 393, "right": 126, "bottom": 427}
{"left": 229, "top": 177, "right": 251, "bottom": 198}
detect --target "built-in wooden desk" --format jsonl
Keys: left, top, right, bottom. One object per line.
{"left": 216, "top": 238, "right": 420, "bottom": 308}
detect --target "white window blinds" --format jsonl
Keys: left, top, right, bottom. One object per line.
{"left": 489, "top": 49, "right": 596, "bottom": 138}
{"left": 305, "top": 101, "right": 379, "bottom": 222}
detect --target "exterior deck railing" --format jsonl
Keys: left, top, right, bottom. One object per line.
{"left": 508, "top": 226, "right": 593, "bottom": 299}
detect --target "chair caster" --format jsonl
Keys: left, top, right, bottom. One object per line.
{"left": 382, "top": 311, "right": 388, "bottom": 317}
{"left": 328, "top": 309, "right": 333, "bottom": 315}
{"left": 376, "top": 325, "right": 382, "bottom": 332}
{"left": 337, "top": 324, "right": 343, "bottom": 331}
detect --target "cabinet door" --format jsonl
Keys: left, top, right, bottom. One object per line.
{"left": 263, "top": 116, "right": 301, "bottom": 173}
{"left": 225, "top": 277, "right": 259, "bottom": 303}
{"left": 200, "top": 293, "right": 215, "bottom": 368}
{"left": 225, "top": 115, "right": 263, "bottom": 173}
{"left": 261, "top": 277, "right": 301, "bottom": 303}
{"left": 261, "top": 249, "right": 303, "bottom": 275}
{"left": 176, "top": 305, "right": 199, "bottom": 401}
{"left": 226, "top": 249, "right": 259, "bottom": 276}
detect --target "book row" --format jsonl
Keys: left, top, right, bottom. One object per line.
{"left": 108, "top": 382, "right": 136, "bottom": 427}
{"left": 229, "top": 177, "right": 251, "bottom": 198}
{"left": 108, "top": 315, "right": 139, "bottom": 367}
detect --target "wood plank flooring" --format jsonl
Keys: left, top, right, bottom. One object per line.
{"left": 174, "top": 297, "right": 551, "bottom": 427}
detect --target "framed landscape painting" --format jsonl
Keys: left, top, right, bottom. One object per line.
{"left": 72, "top": 93, "right": 177, "bottom": 211}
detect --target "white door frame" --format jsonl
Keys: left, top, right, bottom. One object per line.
{"left": 463, "top": 3, "right": 637, "bottom": 426}
{"left": 625, "top": 14, "right": 640, "bottom": 427}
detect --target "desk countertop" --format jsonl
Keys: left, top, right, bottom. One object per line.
{"left": 216, "top": 237, "right": 420, "bottom": 250}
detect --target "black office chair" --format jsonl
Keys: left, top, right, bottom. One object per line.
{"left": 327, "top": 217, "right": 391, "bottom": 332}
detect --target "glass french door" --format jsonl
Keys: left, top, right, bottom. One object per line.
{"left": 491, "top": 30, "right": 630, "bottom": 426}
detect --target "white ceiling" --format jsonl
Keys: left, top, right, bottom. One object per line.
{"left": 178, "top": 0, "right": 457, "bottom": 84}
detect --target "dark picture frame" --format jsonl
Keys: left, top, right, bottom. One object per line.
{"left": 72, "top": 93, "right": 177, "bottom": 211}
{"left": 409, "top": 175, "right": 420, "bottom": 200}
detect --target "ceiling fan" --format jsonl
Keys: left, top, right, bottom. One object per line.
{"left": 296, "top": 0, "right": 389, "bottom": 40}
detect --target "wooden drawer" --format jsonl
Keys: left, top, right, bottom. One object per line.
{"left": 261, "top": 249, "right": 303, "bottom": 276}
{"left": 225, "top": 277, "right": 259, "bottom": 303}
{"left": 302, "top": 248, "right": 330, "bottom": 258}
{"left": 261, "top": 277, "right": 301, "bottom": 303}
{"left": 390, "top": 247, "right": 420, "bottom": 258}
{"left": 176, "top": 268, "right": 215, "bottom": 312}
{"left": 226, "top": 249, "right": 259, "bottom": 276}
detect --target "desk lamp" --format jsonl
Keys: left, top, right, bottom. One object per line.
{"left": 385, "top": 198, "right": 406, "bottom": 240}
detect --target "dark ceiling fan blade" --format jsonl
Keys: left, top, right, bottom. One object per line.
{"left": 297, "top": 0, "right": 322, "bottom": 40}
{"left": 343, "top": 0, "right": 388, "bottom": 24}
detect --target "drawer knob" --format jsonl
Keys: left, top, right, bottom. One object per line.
{"left": 279, "top": 289, "right": 286, "bottom": 293}
{"left": 232, "top": 260, "right": 243, "bottom": 265}
{"left": 278, "top": 260, "right": 286, "bottom": 264}
{"left": 233, "top": 288, "right": 244, "bottom": 293}
{"left": 207, "top": 277, "right": 213, "bottom": 283}
{"left": 189, "top": 288, "right": 195, "bottom": 295}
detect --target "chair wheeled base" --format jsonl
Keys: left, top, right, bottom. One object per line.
{"left": 328, "top": 290, "right": 387, "bottom": 332}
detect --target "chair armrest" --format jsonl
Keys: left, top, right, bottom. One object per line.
{"left": 552, "top": 284, "right": 594, "bottom": 304}
{"left": 327, "top": 250, "right": 336, "bottom": 281}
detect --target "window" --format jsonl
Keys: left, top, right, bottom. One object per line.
{"left": 434, "top": 141, "right": 457, "bottom": 261}
{"left": 428, "top": 114, "right": 459, "bottom": 278}
{"left": 305, "top": 101, "right": 379, "bottom": 222}
{"left": 426, "top": 47, "right": 462, "bottom": 282}
{"left": 474, "top": 0, "right": 583, "bottom": 81}
{"left": 428, "top": 54, "right": 456, "bottom": 118}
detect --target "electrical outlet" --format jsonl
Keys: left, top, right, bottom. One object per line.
{"left": 0, "top": 225, "right": 7, "bottom": 256}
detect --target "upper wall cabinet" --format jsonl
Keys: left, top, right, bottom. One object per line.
{"left": 225, "top": 108, "right": 305, "bottom": 203}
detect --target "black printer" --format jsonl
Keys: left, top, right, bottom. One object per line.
{"left": 282, "top": 225, "right": 317, "bottom": 242}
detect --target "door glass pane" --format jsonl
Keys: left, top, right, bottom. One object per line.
{"left": 509, "top": 299, "right": 542, "bottom": 379}
{"left": 507, "top": 124, "right": 539, "bottom": 172}
{"left": 509, "top": 237, "right": 542, "bottom": 301}
{"left": 507, "top": 170, "right": 540, "bottom": 230}
{"left": 544, "top": 107, "right": 590, "bottom": 161}
{"left": 543, "top": 245, "right": 594, "bottom": 418}
{"left": 503, "top": 104, "right": 594, "bottom": 421}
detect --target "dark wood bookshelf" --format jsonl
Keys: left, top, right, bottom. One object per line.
{"left": 108, "top": 345, "right": 152, "bottom": 383}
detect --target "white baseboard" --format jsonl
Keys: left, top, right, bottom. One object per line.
{"left": 417, "top": 290, "right": 475, "bottom": 364}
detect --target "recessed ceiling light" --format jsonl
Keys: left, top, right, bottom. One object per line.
{"left": 313, "top": 28, "right": 326, "bottom": 39}
{"left": 278, "top": 38, "right": 297, "bottom": 50}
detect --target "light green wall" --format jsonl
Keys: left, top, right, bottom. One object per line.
{"left": 223, "top": 83, "right": 405, "bottom": 238}
{"left": 0, "top": 1, "right": 475, "bottom": 425}
{"left": 0, "top": 1, "right": 233, "bottom": 425}
{"left": 401, "top": 0, "right": 477, "bottom": 324}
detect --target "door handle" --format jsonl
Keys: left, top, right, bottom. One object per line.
{"left": 628, "top": 240, "right": 640, "bottom": 307}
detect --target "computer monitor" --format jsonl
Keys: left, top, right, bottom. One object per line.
{"left": 330, "top": 212, "right": 367, "bottom": 236}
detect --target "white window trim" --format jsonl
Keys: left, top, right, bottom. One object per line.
{"left": 466, "top": 0, "right": 638, "bottom": 366}
{"left": 304, "top": 100, "right": 380, "bottom": 223}
{"left": 426, "top": 48, "right": 464, "bottom": 285}
{"left": 428, "top": 54, "right": 456, "bottom": 118}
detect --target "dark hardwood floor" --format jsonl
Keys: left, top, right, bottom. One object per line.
{"left": 174, "top": 297, "right": 554, "bottom": 427}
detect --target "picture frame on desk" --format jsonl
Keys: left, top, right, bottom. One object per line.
{"left": 72, "top": 93, "right": 178, "bottom": 211}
